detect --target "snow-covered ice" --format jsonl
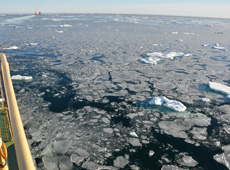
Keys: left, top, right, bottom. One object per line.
{"left": 3, "top": 46, "right": 19, "bottom": 50}
{"left": 209, "top": 82, "right": 230, "bottom": 95}
{"left": 11, "top": 75, "right": 33, "bottom": 80}
{"left": 146, "top": 52, "right": 188, "bottom": 59}
{"left": 138, "top": 57, "right": 160, "bottom": 64}
{"left": 149, "top": 96, "right": 186, "bottom": 112}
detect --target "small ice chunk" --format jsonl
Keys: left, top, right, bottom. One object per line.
{"left": 139, "top": 57, "right": 160, "bottom": 64}
{"left": 163, "top": 99, "right": 186, "bottom": 112}
{"left": 209, "top": 82, "right": 230, "bottom": 95}
{"left": 146, "top": 52, "right": 185, "bottom": 59}
{"left": 183, "top": 53, "right": 192, "bottom": 57}
{"left": 200, "top": 98, "right": 211, "bottom": 102}
{"left": 177, "top": 154, "right": 198, "bottom": 167}
{"left": 128, "top": 132, "right": 138, "bottom": 138}
{"left": 202, "top": 44, "right": 209, "bottom": 47}
{"left": 212, "top": 43, "right": 226, "bottom": 50}
{"left": 56, "top": 31, "right": 63, "bottom": 33}
{"left": 30, "top": 43, "right": 38, "bottom": 46}
{"left": 227, "top": 95, "right": 230, "bottom": 99}
{"left": 42, "top": 156, "right": 58, "bottom": 170}
{"left": 172, "top": 32, "right": 178, "bottom": 34}
{"left": 103, "top": 128, "right": 113, "bottom": 134}
{"left": 113, "top": 156, "right": 129, "bottom": 168}
{"left": 59, "top": 24, "right": 72, "bottom": 27}
{"left": 161, "top": 165, "right": 187, "bottom": 170}
{"left": 149, "top": 150, "right": 155, "bottom": 157}
{"left": 214, "top": 145, "right": 230, "bottom": 169}
{"left": 11, "top": 75, "right": 33, "bottom": 80}
{"left": 53, "top": 139, "right": 72, "bottom": 155}
{"left": 176, "top": 39, "right": 183, "bottom": 42}
{"left": 71, "top": 154, "right": 84, "bottom": 166}
{"left": 3, "top": 46, "right": 19, "bottom": 50}
{"left": 128, "top": 138, "right": 142, "bottom": 147}
{"left": 58, "top": 156, "right": 73, "bottom": 170}
{"left": 149, "top": 97, "right": 164, "bottom": 105}
{"left": 149, "top": 96, "right": 186, "bottom": 112}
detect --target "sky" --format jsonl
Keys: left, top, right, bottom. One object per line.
{"left": 1, "top": 0, "right": 230, "bottom": 19}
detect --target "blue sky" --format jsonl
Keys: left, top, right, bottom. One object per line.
{"left": 1, "top": 0, "right": 230, "bottom": 18}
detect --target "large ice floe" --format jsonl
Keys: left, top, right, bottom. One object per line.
{"left": 139, "top": 52, "right": 191, "bottom": 65}
{"left": 138, "top": 57, "right": 160, "bottom": 64}
{"left": 11, "top": 75, "right": 33, "bottom": 80}
{"left": 146, "top": 52, "right": 191, "bottom": 59}
{"left": 212, "top": 43, "right": 227, "bottom": 50}
{"left": 3, "top": 46, "right": 19, "bottom": 50}
{"left": 209, "top": 82, "right": 230, "bottom": 96}
{"left": 149, "top": 96, "right": 186, "bottom": 112}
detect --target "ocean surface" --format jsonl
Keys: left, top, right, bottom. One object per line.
{"left": 0, "top": 13, "right": 230, "bottom": 170}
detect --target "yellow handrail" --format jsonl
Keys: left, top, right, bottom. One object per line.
{"left": 0, "top": 53, "right": 35, "bottom": 170}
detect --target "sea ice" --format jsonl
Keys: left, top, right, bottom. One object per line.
{"left": 70, "top": 154, "right": 85, "bottom": 166}
{"left": 3, "top": 46, "right": 19, "bottom": 50}
{"left": 177, "top": 153, "right": 198, "bottom": 167}
{"left": 212, "top": 43, "right": 226, "bottom": 50}
{"left": 161, "top": 165, "right": 188, "bottom": 170}
{"left": 149, "top": 96, "right": 164, "bottom": 105}
{"left": 200, "top": 98, "right": 210, "bottom": 102}
{"left": 158, "top": 120, "right": 191, "bottom": 139}
{"left": 149, "top": 96, "right": 186, "bottom": 112}
{"left": 146, "top": 52, "right": 186, "bottom": 59}
{"left": 214, "top": 145, "right": 230, "bottom": 169}
{"left": 163, "top": 100, "right": 187, "bottom": 112}
{"left": 149, "top": 150, "right": 155, "bottom": 157}
{"left": 58, "top": 156, "right": 73, "bottom": 170}
{"left": 138, "top": 57, "right": 160, "bottom": 64}
{"left": 42, "top": 156, "right": 58, "bottom": 170}
{"left": 209, "top": 82, "right": 230, "bottom": 95}
{"left": 11, "top": 75, "right": 33, "bottom": 80}
{"left": 113, "top": 156, "right": 129, "bottom": 168}
{"left": 128, "top": 132, "right": 138, "bottom": 138}
{"left": 59, "top": 24, "right": 72, "bottom": 27}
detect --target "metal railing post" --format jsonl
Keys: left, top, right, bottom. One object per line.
{"left": 0, "top": 53, "right": 35, "bottom": 170}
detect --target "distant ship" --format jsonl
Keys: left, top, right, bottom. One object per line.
{"left": 35, "top": 12, "right": 41, "bottom": 16}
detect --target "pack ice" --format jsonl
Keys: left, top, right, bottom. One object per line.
{"left": 149, "top": 96, "right": 186, "bottom": 112}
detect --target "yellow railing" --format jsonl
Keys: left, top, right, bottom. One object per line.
{"left": 0, "top": 53, "right": 35, "bottom": 170}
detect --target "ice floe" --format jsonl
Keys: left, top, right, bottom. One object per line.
{"left": 138, "top": 57, "right": 160, "bottom": 64}
{"left": 158, "top": 120, "right": 191, "bottom": 139}
{"left": 11, "top": 75, "right": 33, "bottom": 80}
{"left": 212, "top": 43, "right": 226, "bottom": 50}
{"left": 176, "top": 153, "right": 198, "bottom": 167}
{"left": 209, "top": 82, "right": 230, "bottom": 96}
{"left": 128, "top": 132, "right": 138, "bottom": 138}
{"left": 59, "top": 24, "right": 72, "bottom": 27}
{"left": 146, "top": 52, "right": 190, "bottom": 59}
{"left": 113, "top": 156, "right": 129, "bottom": 168}
{"left": 149, "top": 96, "right": 187, "bottom": 112}
{"left": 3, "top": 46, "right": 19, "bottom": 50}
{"left": 56, "top": 31, "right": 63, "bottom": 33}
{"left": 200, "top": 98, "right": 211, "bottom": 102}
{"left": 214, "top": 145, "right": 230, "bottom": 169}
